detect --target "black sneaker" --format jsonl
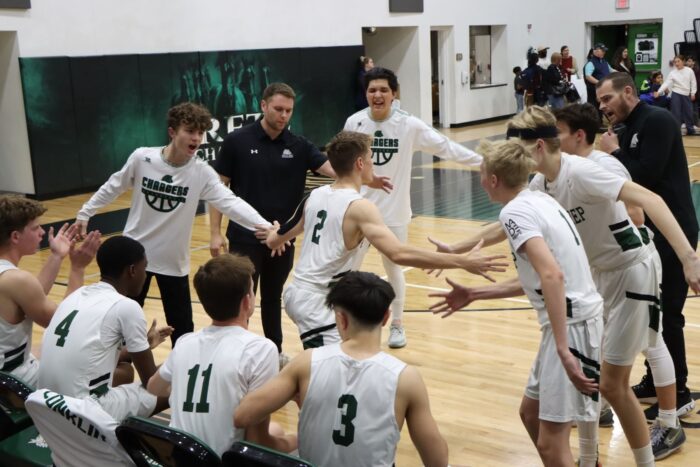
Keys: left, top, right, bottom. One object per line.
{"left": 643, "top": 389, "right": 696, "bottom": 423}
{"left": 632, "top": 374, "right": 657, "bottom": 403}
{"left": 599, "top": 406, "right": 614, "bottom": 427}
{"left": 651, "top": 419, "right": 686, "bottom": 460}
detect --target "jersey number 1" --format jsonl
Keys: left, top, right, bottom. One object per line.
{"left": 54, "top": 310, "right": 79, "bottom": 347}
{"left": 311, "top": 210, "right": 327, "bottom": 244}
{"left": 183, "top": 363, "right": 213, "bottom": 413}
{"left": 332, "top": 394, "right": 358, "bottom": 446}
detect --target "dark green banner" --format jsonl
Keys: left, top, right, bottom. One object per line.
{"left": 20, "top": 45, "right": 362, "bottom": 197}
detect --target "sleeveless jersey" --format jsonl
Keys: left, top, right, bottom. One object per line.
{"left": 501, "top": 190, "right": 603, "bottom": 326}
{"left": 158, "top": 326, "right": 278, "bottom": 456}
{"left": 299, "top": 344, "right": 406, "bottom": 467}
{"left": 291, "top": 185, "right": 364, "bottom": 291}
{"left": 38, "top": 282, "right": 149, "bottom": 398}
{"left": 530, "top": 153, "right": 651, "bottom": 271}
{"left": 0, "top": 260, "right": 33, "bottom": 376}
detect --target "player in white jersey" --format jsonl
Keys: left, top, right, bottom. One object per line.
{"left": 39, "top": 236, "right": 172, "bottom": 422}
{"left": 235, "top": 271, "right": 449, "bottom": 467}
{"left": 75, "top": 102, "right": 272, "bottom": 345}
{"left": 344, "top": 67, "right": 483, "bottom": 348}
{"left": 553, "top": 103, "right": 687, "bottom": 459}
{"left": 430, "top": 139, "right": 603, "bottom": 467}
{"left": 264, "top": 131, "right": 507, "bottom": 349}
{"left": 0, "top": 195, "right": 99, "bottom": 386}
{"left": 147, "top": 253, "right": 295, "bottom": 456}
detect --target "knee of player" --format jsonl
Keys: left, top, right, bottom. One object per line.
{"left": 599, "top": 378, "right": 625, "bottom": 402}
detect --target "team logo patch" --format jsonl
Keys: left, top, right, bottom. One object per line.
{"left": 630, "top": 133, "right": 639, "bottom": 149}
{"left": 28, "top": 434, "right": 48, "bottom": 449}
{"left": 281, "top": 149, "right": 294, "bottom": 159}
{"left": 251, "top": 149, "right": 259, "bottom": 154}
{"left": 505, "top": 219, "right": 522, "bottom": 240}
{"left": 141, "top": 175, "right": 190, "bottom": 213}
{"left": 371, "top": 130, "right": 399, "bottom": 166}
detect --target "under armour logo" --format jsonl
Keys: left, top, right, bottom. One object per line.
{"left": 144, "top": 157, "right": 151, "bottom": 163}
{"left": 251, "top": 149, "right": 259, "bottom": 154}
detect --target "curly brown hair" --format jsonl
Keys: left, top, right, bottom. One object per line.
{"left": 0, "top": 195, "right": 47, "bottom": 246}
{"left": 166, "top": 102, "right": 213, "bottom": 132}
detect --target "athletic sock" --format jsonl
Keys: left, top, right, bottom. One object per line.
{"left": 632, "top": 444, "right": 654, "bottom": 467}
{"left": 577, "top": 420, "right": 598, "bottom": 467}
{"left": 658, "top": 408, "right": 679, "bottom": 428}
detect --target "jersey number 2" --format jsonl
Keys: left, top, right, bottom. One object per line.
{"left": 54, "top": 310, "right": 79, "bottom": 347}
{"left": 311, "top": 210, "right": 327, "bottom": 244}
{"left": 183, "top": 363, "right": 213, "bottom": 413}
{"left": 332, "top": 394, "right": 358, "bottom": 446}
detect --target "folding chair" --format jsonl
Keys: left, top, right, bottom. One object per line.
{"left": 0, "top": 373, "right": 52, "bottom": 466}
{"left": 116, "top": 416, "right": 221, "bottom": 467}
{"left": 222, "top": 441, "right": 315, "bottom": 467}
{"left": 25, "top": 388, "right": 134, "bottom": 467}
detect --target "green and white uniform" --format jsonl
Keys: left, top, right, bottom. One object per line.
{"left": 298, "top": 343, "right": 405, "bottom": 467}
{"left": 158, "top": 326, "right": 277, "bottom": 456}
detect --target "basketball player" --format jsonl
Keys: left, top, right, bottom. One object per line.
{"left": 235, "top": 271, "right": 449, "bottom": 467}
{"left": 38, "top": 236, "right": 172, "bottom": 421}
{"left": 553, "top": 103, "right": 687, "bottom": 459}
{"left": 344, "top": 67, "right": 483, "bottom": 348}
{"left": 430, "top": 139, "right": 603, "bottom": 467}
{"left": 147, "top": 253, "right": 296, "bottom": 456}
{"left": 264, "top": 131, "right": 507, "bottom": 349}
{"left": 74, "top": 102, "right": 272, "bottom": 344}
{"left": 0, "top": 195, "right": 100, "bottom": 386}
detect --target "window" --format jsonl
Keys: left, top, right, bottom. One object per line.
{"left": 470, "top": 26, "right": 492, "bottom": 87}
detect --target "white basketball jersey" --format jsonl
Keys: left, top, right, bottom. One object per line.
{"left": 159, "top": 326, "right": 278, "bottom": 456}
{"left": 298, "top": 344, "right": 406, "bottom": 467}
{"left": 0, "top": 260, "right": 33, "bottom": 379}
{"left": 291, "top": 185, "right": 364, "bottom": 290}
{"left": 39, "top": 282, "right": 149, "bottom": 399}
{"left": 501, "top": 190, "right": 603, "bottom": 326}
{"left": 26, "top": 389, "right": 133, "bottom": 467}
{"left": 530, "top": 153, "right": 651, "bottom": 271}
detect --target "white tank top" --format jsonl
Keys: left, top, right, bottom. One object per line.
{"left": 299, "top": 343, "right": 406, "bottom": 467}
{"left": 0, "top": 260, "right": 32, "bottom": 374}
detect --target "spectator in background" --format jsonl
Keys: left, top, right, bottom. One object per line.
{"left": 639, "top": 71, "right": 670, "bottom": 108}
{"left": 611, "top": 46, "right": 636, "bottom": 80}
{"left": 513, "top": 66, "right": 525, "bottom": 112}
{"left": 355, "top": 56, "right": 374, "bottom": 111}
{"left": 544, "top": 52, "right": 567, "bottom": 109}
{"left": 584, "top": 43, "right": 610, "bottom": 120}
{"left": 537, "top": 46, "right": 550, "bottom": 70}
{"left": 655, "top": 55, "right": 698, "bottom": 135}
{"left": 523, "top": 52, "right": 545, "bottom": 107}
{"left": 561, "top": 45, "right": 578, "bottom": 80}
{"left": 686, "top": 56, "right": 699, "bottom": 124}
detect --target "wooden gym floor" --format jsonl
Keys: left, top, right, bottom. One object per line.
{"left": 23, "top": 119, "right": 700, "bottom": 466}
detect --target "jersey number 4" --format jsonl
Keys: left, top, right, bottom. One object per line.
{"left": 311, "top": 210, "right": 327, "bottom": 244}
{"left": 332, "top": 394, "right": 358, "bottom": 446}
{"left": 183, "top": 363, "right": 213, "bottom": 413}
{"left": 54, "top": 310, "right": 79, "bottom": 347}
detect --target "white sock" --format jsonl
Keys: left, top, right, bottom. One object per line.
{"left": 658, "top": 408, "right": 678, "bottom": 428}
{"left": 631, "top": 444, "right": 654, "bottom": 467}
{"left": 577, "top": 420, "right": 598, "bottom": 467}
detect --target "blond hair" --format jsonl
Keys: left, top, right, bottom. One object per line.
{"left": 507, "top": 105, "right": 560, "bottom": 153}
{"left": 476, "top": 139, "right": 535, "bottom": 189}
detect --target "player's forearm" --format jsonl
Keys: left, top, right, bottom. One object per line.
{"left": 469, "top": 277, "right": 524, "bottom": 301}
{"left": 416, "top": 435, "right": 449, "bottom": 467}
{"left": 642, "top": 192, "right": 696, "bottom": 262}
{"left": 37, "top": 253, "right": 63, "bottom": 294}
{"left": 77, "top": 172, "right": 130, "bottom": 219}
{"left": 540, "top": 273, "right": 570, "bottom": 356}
{"left": 450, "top": 222, "right": 505, "bottom": 253}
{"left": 65, "top": 265, "right": 87, "bottom": 297}
{"left": 215, "top": 196, "right": 271, "bottom": 231}
{"left": 209, "top": 205, "right": 223, "bottom": 235}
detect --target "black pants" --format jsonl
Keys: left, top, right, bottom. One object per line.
{"left": 645, "top": 232, "right": 698, "bottom": 390}
{"left": 134, "top": 272, "right": 193, "bottom": 346}
{"left": 229, "top": 241, "right": 295, "bottom": 353}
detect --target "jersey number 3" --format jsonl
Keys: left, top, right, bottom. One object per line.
{"left": 332, "top": 394, "right": 358, "bottom": 446}
{"left": 183, "top": 363, "right": 213, "bottom": 413}
{"left": 54, "top": 310, "right": 79, "bottom": 347}
{"left": 311, "top": 210, "right": 327, "bottom": 244}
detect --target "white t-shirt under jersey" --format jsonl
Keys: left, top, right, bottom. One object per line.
{"left": 299, "top": 343, "right": 406, "bottom": 467}
{"left": 158, "top": 325, "right": 277, "bottom": 457}
{"left": 291, "top": 185, "right": 364, "bottom": 291}
{"left": 500, "top": 189, "right": 602, "bottom": 326}
{"left": 344, "top": 108, "right": 481, "bottom": 226}
{"left": 77, "top": 147, "right": 270, "bottom": 276}
{"left": 38, "top": 282, "right": 149, "bottom": 398}
{"left": 529, "top": 153, "right": 651, "bottom": 271}
{"left": 0, "top": 259, "right": 37, "bottom": 384}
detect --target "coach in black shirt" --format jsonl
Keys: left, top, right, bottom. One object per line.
{"left": 598, "top": 72, "right": 700, "bottom": 414}
{"left": 209, "top": 83, "right": 334, "bottom": 357}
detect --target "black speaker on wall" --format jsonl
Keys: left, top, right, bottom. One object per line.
{"left": 0, "top": 0, "right": 31, "bottom": 8}
{"left": 389, "top": 0, "right": 423, "bottom": 13}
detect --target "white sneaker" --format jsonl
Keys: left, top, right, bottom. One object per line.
{"left": 388, "top": 325, "right": 407, "bottom": 348}
{"left": 279, "top": 352, "right": 291, "bottom": 370}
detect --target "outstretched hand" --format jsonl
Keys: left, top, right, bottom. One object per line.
{"left": 147, "top": 319, "right": 174, "bottom": 349}
{"left": 462, "top": 239, "right": 508, "bottom": 281}
{"left": 424, "top": 236, "right": 453, "bottom": 277}
{"left": 428, "top": 277, "right": 475, "bottom": 318}
{"left": 367, "top": 174, "right": 394, "bottom": 194}
{"left": 49, "top": 223, "right": 80, "bottom": 259}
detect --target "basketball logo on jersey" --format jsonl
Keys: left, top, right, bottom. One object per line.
{"left": 505, "top": 219, "right": 521, "bottom": 240}
{"left": 371, "top": 130, "right": 399, "bottom": 166}
{"left": 141, "top": 175, "right": 190, "bottom": 213}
